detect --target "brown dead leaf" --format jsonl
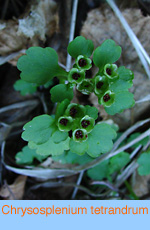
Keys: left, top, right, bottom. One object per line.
{"left": 0, "top": 0, "right": 59, "bottom": 63}
{"left": 0, "top": 175, "right": 27, "bottom": 200}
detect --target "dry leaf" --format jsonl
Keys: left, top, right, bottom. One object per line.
{"left": 0, "top": 175, "right": 27, "bottom": 200}
{"left": 0, "top": 0, "right": 59, "bottom": 59}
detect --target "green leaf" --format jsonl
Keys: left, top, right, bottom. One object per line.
{"left": 105, "top": 91, "right": 135, "bottom": 115}
{"left": 85, "top": 105, "right": 98, "bottom": 120}
{"left": 22, "top": 115, "right": 56, "bottom": 145}
{"left": 109, "top": 152, "right": 130, "bottom": 175}
{"left": 93, "top": 39, "right": 122, "bottom": 70}
{"left": 127, "top": 132, "right": 149, "bottom": 149}
{"left": 118, "top": 66, "right": 134, "bottom": 81}
{"left": 15, "top": 146, "right": 47, "bottom": 165}
{"left": 52, "top": 151, "right": 93, "bottom": 165}
{"left": 52, "top": 130, "right": 68, "bottom": 143}
{"left": 69, "top": 138, "right": 88, "bottom": 155}
{"left": 87, "top": 160, "right": 109, "bottom": 181}
{"left": 87, "top": 123, "right": 117, "bottom": 157}
{"left": 14, "top": 79, "right": 37, "bottom": 96}
{"left": 67, "top": 36, "right": 94, "bottom": 58}
{"left": 17, "top": 47, "right": 67, "bottom": 85}
{"left": 32, "top": 137, "right": 70, "bottom": 156}
{"left": 109, "top": 79, "right": 133, "bottom": 93}
{"left": 137, "top": 151, "right": 150, "bottom": 175}
{"left": 50, "top": 84, "right": 73, "bottom": 102}
{"left": 55, "top": 99, "right": 70, "bottom": 121}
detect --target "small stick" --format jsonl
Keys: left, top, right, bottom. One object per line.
{"left": 66, "top": 0, "right": 79, "bottom": 72}
{"left": 107, "top": 0, "right": 150, "bottom": 78}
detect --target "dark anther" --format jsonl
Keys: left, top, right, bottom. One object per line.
{"left": 68, "top": 130, "right": 73, "bottom": 138}
{"left": 70, "top": 107, "right": 78, "bottom": 117}
{"left": 81, "top": 120, "right": 90, "bottom": 128}
{"left": 72, "top": 73, "right": 80, "bottom": 80}
{"left": 84, "top": 84, "right": 90, "bottom": 88}
{"left": 106, "top": 68, "right": 112, "bottom": 76}
{"left": 78, "top": 58, "right": 87, "bottom": 67}
{"left": 60, "top": 118, "right": 68, "bottom": 126}
{"left": 103, "top": 93, "right": 110, "bottom": 102}
{"left": 96, "top": 81, "right": 104, "bottom": 89}
{"left": 75, "top": 130, "right": 84, "bottom": 139}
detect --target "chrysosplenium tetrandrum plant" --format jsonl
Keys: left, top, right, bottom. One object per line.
{"left": 16, "top": 36, "right": 135, "bottom": 158}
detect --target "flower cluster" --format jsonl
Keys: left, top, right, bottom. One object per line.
{"left": 57, "top": 103, "right": 95, "bottom": 142}
{"left": 68, "top": 56, "right": 119, "bottom": 107}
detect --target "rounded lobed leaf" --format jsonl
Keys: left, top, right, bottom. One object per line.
{"left": 67, "top": 36, "right": 94, "bottom": 59}
{"left": 137, "top": 151, "right": 150, "bottom": 176}
{"left": 93, "top": 39, "right": 122, "bottom": 70}
{"left": 15, "top": 146, "right": 47, "bottom": 165}
{"left": 22, "top": 115, "right": 55, "bottom": 145}
{"left": 50, "top": 84, "right": 74, "bottom": 103}
{"left": 17, "top": 47, "right": 67, "bottom": 85}
{"left": 14, "top": 79, "right": 37, "bottom": 96}
{"left": 105, "top": 91, "right": 135, "bottom": 115}
{"left": 87, "top": 123, "right": 117, "bottom": 157}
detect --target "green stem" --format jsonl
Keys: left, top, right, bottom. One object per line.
{"left": 124, "top": 180, "right": 139, "bottom": 200}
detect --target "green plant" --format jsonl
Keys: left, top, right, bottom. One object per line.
{"left": 15, "top": 36, "right": 135, "bottom": 160}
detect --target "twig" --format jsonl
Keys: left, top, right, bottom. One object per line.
{"left": 0, "top": 100, "right": 39, "bottom": 114}
{"left": 0, "top": 50, "right": 26, "bottom": 66}
{"left": 106, "top": 0, "right": 150, "bottom": 78}
{"left": 66, "top": 0, "right": 79, "bottom": 72}
{"left": 111, "top": 118, "right": 150, "bottom": 152}
{"left": 71, "top": 170, "right": 84, "bottom": 199}
{"left": 136, "top": 95, "right": 150, "bottom": 104}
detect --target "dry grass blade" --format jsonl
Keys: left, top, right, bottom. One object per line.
{"left": 66, "top": 0, "right": 78, "bottom": 72}
{"left": 0, "top": 49, "right": 26, "bottom": 65}
{"left": 107, "top": 0, "right": 150, "bottom": 78}
{"left": 0, "top": 100, "right": 39, "bottom": 114}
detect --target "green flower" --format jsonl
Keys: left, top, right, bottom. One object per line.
{"left": 100, "top": 90, "right": 115, "bottom": 107}
{"left": 58, "top": 116, "right": 73, "bottom": 131}
{"left": 104, "top": 64, "right": 118, "bottom": 80}
{"left": 94, "top": 75, "right": 109, "bottom": 95}
{"left": 65, "top": 103, "right": 85, "bottom": 119}
{"left": 80, "top": 115, "right": 95, "bottom": 133}
{"left": 76, "top": 55, "right": 92, "bottom": 71}
{"left": 77, "top": 79, "right": 94, "bottom": 95}
{"left": 68, "top": 68, "right": 85, "bottom": 84}
{"left": 73, "top": 129, "right": 88, "bottom": 142}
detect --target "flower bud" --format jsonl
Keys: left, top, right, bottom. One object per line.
{"left": 76, "top": 55, "right": 92, "bottom": 71}
{"left": 104, "top": 64, "right": 118, "bottom": 80}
